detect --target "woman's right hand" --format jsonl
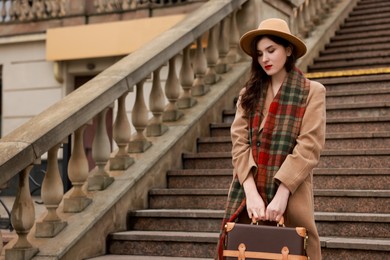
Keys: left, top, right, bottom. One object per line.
{"left": 243, "top": 174, "right": 266, "bottom": 221}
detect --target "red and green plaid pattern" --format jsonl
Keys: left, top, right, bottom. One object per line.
{"left": 217, "top": 67, "right": 310, "bottom": 259}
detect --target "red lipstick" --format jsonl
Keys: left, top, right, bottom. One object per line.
{"left": 264, "top": 65, "right": 272, "bottom": 70}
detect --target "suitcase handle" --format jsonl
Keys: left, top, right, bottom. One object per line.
{"left": 251, "top": 216, "right": 285, "bottom": 227}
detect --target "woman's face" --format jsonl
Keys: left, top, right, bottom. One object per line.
{"left": 256, "top": 37, "right": 292, "bottom": 77}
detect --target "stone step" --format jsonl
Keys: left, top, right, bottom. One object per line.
{"left": 211, "top": 115, "right": 390, "bottom": 136}
{"left": 319, "top": 42, "right": 390, "bottom": 56}
{"left": 127, "top": 209, "right": 223, "bottom": 232}
{"left": 314, "top": 189, "right": 390, "bottom": 213}
{"left": 107, "top": 231, "right": 218, "bottom": 258}
{"left": 106, "top": 230, "right": 390, "bottom": 259}
{"left": 182, "top": 148, "right": 390, "bottom": 170}
{"left": 325, "top": 132, "right": 390, "bottom": 149}
{"left": 182, "top": 152, "right": 232, "bottom": 169}
{"left": 323, "top": 35, "right": 390, "bottom": 49}
{"left": 331, "top": 27, "right": 390, "bottom": 42}
{"left": 315, "top": 212, "right": 390, "bottom": 238}
{"left": 313, "top": 49, "right": 390, "bottom": 63}
{"left": 355, "top": 0, "right": 390, "bottom": 10}
{"left": 126, "top": 209, "right": 390, "bottom": 239}
{"left": 313, "top": 168, "right": 390, "bottom": 190}
{"left": 198, "top": 132, "right": 390, "bottom": 151}
{"left": 325, "top": 88, "right": 390, "bottom": 105}
{"left": 308, "top": 57, "right": 390, "bottom": 72}
{"left": 167, "top": 167, "right": 389, "bottom": 191}
{"left": 167, "top": 169, "right": 232, "bottom": 189}
{"left": 316, "top": 74, "right": 390, "bottom": 89}
{"left": 148, "top": 188, "right": 227, "bottom": 210}
{"left": 318, "top": 149, "right": 390, "bottom": 168}
{"left": 197, "top": 136, "right": 231, "bottom": 153}
{"left": 209, "top": 122, "right": 231, "bottom": 137}
{"left": 148, "top": 188, "right": 390, "bottom": 213}
{"left": 88, "top": 255, "right": 211, "bottom": 260}
{"left": 349, "top": 3, "right": 390, "bottom": 17}
{"left": 326, "top": 101, "right": 390, "bottom": 118}
{"left": 321, "top": 236, "right": 390, "bottom": 260}
{"left": 326, "top": 116, "right": 390, "bottom": 133}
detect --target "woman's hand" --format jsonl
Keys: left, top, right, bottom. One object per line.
{"left": 266, "top": 183, "right": 290, "bottom": 222}
{"left": 243, "top": 174, "right": 266, "bottom": 222}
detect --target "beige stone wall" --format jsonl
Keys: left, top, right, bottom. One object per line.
{"left": 0, "top": 35, "right": 63, "bottom": 136}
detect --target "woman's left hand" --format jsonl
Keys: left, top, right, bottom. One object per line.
{"left": 266, "top": 183, "right": 290, "bottom": 222}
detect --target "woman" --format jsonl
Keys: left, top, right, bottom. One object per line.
{"left": 217, "top": 18, "right": 326, "bottom": 259}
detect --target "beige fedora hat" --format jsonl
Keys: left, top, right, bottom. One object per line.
{"left": 240, "top": 18, "right": 307, "bottom": 58}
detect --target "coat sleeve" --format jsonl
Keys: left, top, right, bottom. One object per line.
{"left": 274, "top": 80, "right": 326, "bottom": 194}
{"left": 230, "top": 88, "right": 258, "bottom": 184}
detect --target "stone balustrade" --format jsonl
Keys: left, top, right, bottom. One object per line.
{"left": 0, "top": 0, "right": 197, "bottom": 23}
{"left": 0, "top": 0, "right": 340, "bottom": 258}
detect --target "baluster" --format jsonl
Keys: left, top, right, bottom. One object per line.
{"left": 58, "top": 0, "right": 66, "bottom": 16}
{"left": 64, "top": 125, "right": 92, "bottom": 212}
{"left": 227, "top": 10, "right": 241, "bottom": 63}
{"left": 110, "top": 92, "right": 134, "bottom": 170}
{"left": 88, "top": 107, "right": 114, "bottom": 191}
{"left": 192, "top": 36, "right": 209, "bottom": 96}
{"left": 308, "top": 0, "right": 319, "bottom": 25}
{"left": 18, "top": 0, "right": 30, "bottom": 21}
{"left": 1, "top": 0, "right": 7, "bottom": 21}
{"left": 163, "top": 55, "right": 183, "bottom": 122}
{"left": 36, "top": 143, "right": 67, "bottom": 237}
{"left": 147, "top": 66, "right": 168, "bottom": 136}
{"left": 5, "top": 164, "right": 39, "bottom": 259}
{"left": 304, "top": 0, "right": 314, "bottom": 33}
{"left": 9, "top": 0, "right": 17, "bottom": 21}
{"left": 297, "top": 5, "right": 307, "bottom": 39}
{"left": 94, "top": 0, "right": 105, "bottom": 13}
{"left": 205, "top": 25, "right": 220, "bottom": 85}
{"left": 216, "top": 18, "right": 230, "bottom": 74}
{"left": 35, "top": 0, "right": 46, "bottom": 19}
{"left": 128, "top": 79, "right": 152, "bottom": 153}
{"left": 177, "top": 45, "right": 196, "bottom": 109}
{"left": 130, "top": 0, "right": 137, "bottom": 9}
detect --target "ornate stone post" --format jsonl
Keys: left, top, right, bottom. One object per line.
{"left": 64, "top": 125, "right": 92, "bottom": 212}
{"left": 205, "top": 25, "right": 220, "bottom": 85}
{"left": 192, "top": 36, "right": 209, "bottom": 96}
{"left": 128, "top": 79, "right": 152, "bottom": 153}
{"left": 178, "top": 45, "right": 197, "bottom": 109}
{"left": 88, "top": 107, "right": 114, "bottom": 190}
{"left": 227, "top": 10, "right": 241, "bottom": 63}
{"left": 6, "top": 164, "right": 39, "bottom": 259}
{"left": 216, "top": 17, "right": 231, "bottom": 74}
{"left": 147, "top": 66, "right": 168, "bottom": 136}
{"left": 163, "top": 55, "right": 183, "bottom": 122}
{"left": 36, "top": 143, "right": 67, "bottom": 237}
{"left": 110, "top": 92, "right": 134, "bottom": 170}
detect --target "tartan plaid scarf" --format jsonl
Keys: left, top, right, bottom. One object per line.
{"left": 217, "top": 67, "right": 310, "bottom": 259}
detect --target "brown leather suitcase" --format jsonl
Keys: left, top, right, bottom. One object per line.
{"left": 223, "top": 221, "right": 308, "bottom": 259}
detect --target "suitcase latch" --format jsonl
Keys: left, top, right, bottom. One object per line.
{"left": 238, "top": 243, "right": 246, "bottom": 260}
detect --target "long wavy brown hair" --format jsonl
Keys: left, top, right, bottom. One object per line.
{"left": 240, "top": 34, "right": 297, "bottom": 116}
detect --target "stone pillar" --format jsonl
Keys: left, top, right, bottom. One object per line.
{"left": 36, "top": 143, "right": 67, "bottom": 237}
{"left": 64, "top": 125, "right": 92, "bottom": 212}
{"left": 88, "top": 108, "right": 115, "bottom": 190}
{"left": 128, "top": 79, "right": 152, "bottom": 153}
{"left": 110, "top": 92, "right": 134, "bottom": 170}
{"left": 147, "top": 66, "right": 168, "bottom": 136}
{"left": 178, "top": 45, "right": 197, "bottom": 109}
{"left": 6, "top": 164, "right": 39, "bottom": 259}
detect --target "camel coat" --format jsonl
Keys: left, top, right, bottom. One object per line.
{"left": 230, "top": 80, "right": 326, "bottom": 260}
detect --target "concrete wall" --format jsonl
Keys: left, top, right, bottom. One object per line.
{"left": 0, "top": 36, "right": 63, "bottom": 137}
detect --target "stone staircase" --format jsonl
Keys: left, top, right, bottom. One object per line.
{"left": 92, "top": 0, "right": 390, "bottom": 259}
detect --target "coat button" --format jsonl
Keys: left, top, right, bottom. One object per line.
{"left": 256, "top": 141, "right": 260, "bottom": 147}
